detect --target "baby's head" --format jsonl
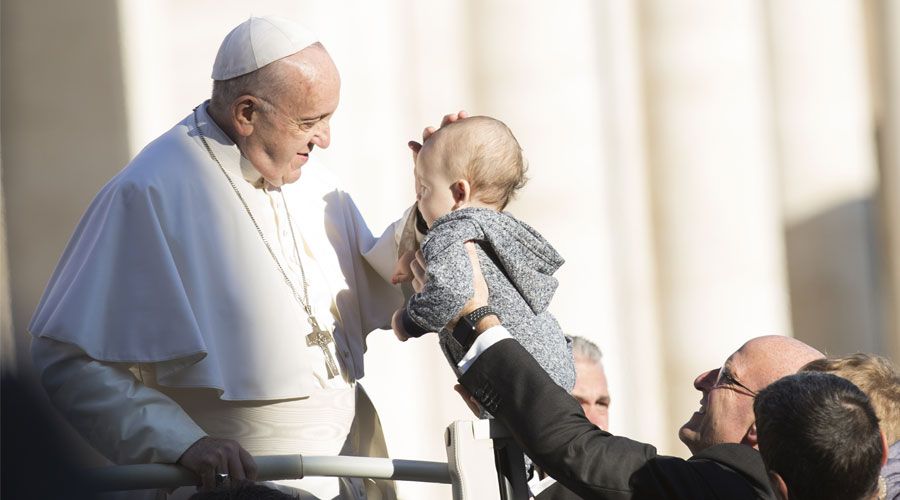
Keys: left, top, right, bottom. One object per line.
{"left": 415, "top": 116, "right": 528, "bottom": 226}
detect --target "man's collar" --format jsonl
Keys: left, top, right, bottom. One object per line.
{"left": 196, "top": 101, "right": 266, "bottom": 188}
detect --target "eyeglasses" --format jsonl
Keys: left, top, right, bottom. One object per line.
{"left": 711, "top": 368, "right": 758, "bottom": 398}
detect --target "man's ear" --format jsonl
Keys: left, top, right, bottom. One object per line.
{"left": 741, "top": 422, "right": 759, "bottom": 449}
{"left": 451, "top": 179, "right": 472, "bottom": 208}
{"left": 768, "top": 470, "right": 789, "bottom": 500}
{"left": 232, "top": 95, "right": 261, "bottom": 137}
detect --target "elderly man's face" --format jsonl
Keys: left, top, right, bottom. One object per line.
{"left": 244, "top": 46, "right": 340, "bottom": 187}
{"left": 678, "top": 336, "right": 824, "bottom": 456}
{"left": 572, "top": 355, "right": 610, "bottom": 430}
{"left": 678, "top": 350, "right": 759, "bottom": 455}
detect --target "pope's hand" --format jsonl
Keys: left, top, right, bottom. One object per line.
{"left": 177, "top": 436, "right": 258, "bottom": 491}
{"left": 410, "top": 250, "right": 427, "bottom": 293}
{"left": 408, "top": 110, "right": 470, "bottom": 161}
{"left": 391, "top": 250, "right": 417, "bottom": 285}
{"left": 391, "top": 250, "right": 426, "bottom": 294}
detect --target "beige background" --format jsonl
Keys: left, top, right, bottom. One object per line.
{"left": 3, "top": 1, "right": 900, "bottom": 498}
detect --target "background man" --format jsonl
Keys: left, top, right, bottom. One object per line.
{"left": 444, "top": 243, "right": 824, "bottom": 498}
{"left": 801, "top": 353, "right": 900, "bottom": 498}
{"left": 29, "top": 17, "right": 408, "bottom": 499}
{"left": 753, "top": 372, "right": 886, "bottom": 500}
{"left": 570, "top": 336, "right": 611, "bottom": 430}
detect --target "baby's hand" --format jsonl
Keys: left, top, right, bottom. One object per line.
{"left": 391, "top": 250, "right": 417, "bottom": 285}
{"left": 391, "top": 308, "right": 410, "bottom": 342}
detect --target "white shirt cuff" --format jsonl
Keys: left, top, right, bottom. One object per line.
{"left": 456, "top": 325, "right": 513, "bottom": 375}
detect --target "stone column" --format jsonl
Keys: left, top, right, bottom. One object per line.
{"left": 874, "top": 0, "right": 900, "bottom": 361}
{"left": 3, "top": 0, "right": 131, "bottom": 372}
{"left": 592, "top": 0, "right": 669, "bottom": 451}
{"left": 1, "top": 150, "right": 13, "bottom": 376}
{"left": 639, "top": 0, "right": 791, "bottom": 455}
{"left": 464, "top": 0, "right": 627, "bottom": 439}
{"left": 2, "top": 0, "right": 128, "bottom": 466}
{"left": 766, "top": 0, "right": 884, "bottom": 356}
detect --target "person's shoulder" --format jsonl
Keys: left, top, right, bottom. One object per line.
{"left": 113, "top": 118, "right": 210, "bottom": 195}
{"left": 688, "top": 444, "right": 773, "bottom": 497}
{"left": 690, "top": 443, "right": 764, "bottom": 466}
{"left": 118, "top": 120, "right": 192, "bottom": 179}
{"left": 689, "top": 443, "right": 767, "bottom": 478}
{"left": 429, "top": 208, "right": 491, "bottom": 235}
{"left": 421, "top": 212, "right": 483, "bottom": 257}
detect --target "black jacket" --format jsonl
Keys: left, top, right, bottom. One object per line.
{"left": 458, "top": 339, "right": 775, "bottom": 499}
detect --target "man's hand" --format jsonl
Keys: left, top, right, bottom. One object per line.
{"left": 454, "top": 384, "right": 482, "bottom": 416}
{"left": 177, "top": 436, "right": 257, "bottom": 491}
{"left": 408, "top": 110, "right": 470, "bottom": 161}
{"left": 458, "top": 242, "right": 490, "bottom": 315}
{"left": 391, "top": 308, "right": 410, "bottom": 342}
{"left": 445, "top": 242, "right": 491, "bottom": 331}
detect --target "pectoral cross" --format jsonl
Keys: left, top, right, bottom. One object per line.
{"left": 306, "top": 316, "right": 340, "bottom": 379}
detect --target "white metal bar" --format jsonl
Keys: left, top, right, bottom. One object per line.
{"left": 82, "top": 455, "right": 452, "bottom": 492}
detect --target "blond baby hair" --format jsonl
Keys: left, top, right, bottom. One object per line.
{"left": 430, "top": 116, "right": 528, "bottom": 210}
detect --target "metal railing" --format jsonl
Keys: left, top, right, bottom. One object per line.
{"left": 83, "top": 455, "right": 453, "bottom": 492}
{"left": 82, "top": 421, "right": 530, "bottom": 500}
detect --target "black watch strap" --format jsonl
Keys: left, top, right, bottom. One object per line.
{"left": 452, "top": 306, "right": 499, "bottom": 350}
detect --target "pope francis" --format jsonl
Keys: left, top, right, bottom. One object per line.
{"left": 28, "top": 16, "right": 410, "bottom": 499}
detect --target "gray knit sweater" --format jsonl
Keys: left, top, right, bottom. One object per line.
{"left": 401, "top": 207, "right": 575, "bottom": 393}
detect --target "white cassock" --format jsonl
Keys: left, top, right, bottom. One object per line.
{"left": 29, "top": 101, "right": 407, "bottom": 499}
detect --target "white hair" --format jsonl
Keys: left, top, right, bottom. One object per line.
{"left": 571, "top": 335, "right": 603, "bottom": 365}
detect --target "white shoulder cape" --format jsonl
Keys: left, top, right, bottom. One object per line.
{"left": 29, "top": 103, "right": 403, "bottom": 400}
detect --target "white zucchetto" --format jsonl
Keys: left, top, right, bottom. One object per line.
{"left": 211, "top": 16, "right": 319, "bottom": 81}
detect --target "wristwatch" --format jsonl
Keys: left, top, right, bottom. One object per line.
{"left": 452, "top": 306, "right": 499, "bottom": 350}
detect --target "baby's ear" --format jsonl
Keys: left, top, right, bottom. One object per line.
{"left": 451, "top": 179, "right": 472, "bottom": 206}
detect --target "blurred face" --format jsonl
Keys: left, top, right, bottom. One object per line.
{"left": 241, "top": 47, "right": 340, "bottom": 187}
{"left": 415, "top": 140, "right": 457, "bottom": 226}
{"left": 678, "top": 347, "right": 761, "bottom": 455}
{"left": 572, "top": 356, "right": 610, "bottom": 430}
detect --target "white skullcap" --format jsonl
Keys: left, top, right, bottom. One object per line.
{"left": 211, "top": 16, "right": 319, "bottom": 80}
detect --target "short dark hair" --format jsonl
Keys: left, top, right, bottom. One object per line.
{"left": 802, "top": 353, "right": 900, "bottom": 443}
{"left": 754, "top": 372, "right": 883, "bottom": 500}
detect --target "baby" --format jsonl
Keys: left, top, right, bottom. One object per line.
{"left": 392, "top": 116, "right": 575, "bottom": 398}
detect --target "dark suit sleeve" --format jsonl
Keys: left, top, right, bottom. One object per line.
{"left": 459, "top": 339, "right": 656, "bottom": 499}
{"left": 458, "top": 339, "right": 774, "bottom": 500}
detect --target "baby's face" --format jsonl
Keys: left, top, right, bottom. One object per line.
{"left": 415, "top": 143, "right": 457, "bottom": 227}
